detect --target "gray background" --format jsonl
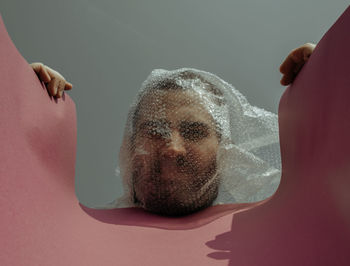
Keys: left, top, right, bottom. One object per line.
{"left": 0, "top": 0, "right": 348, "bottom": 207}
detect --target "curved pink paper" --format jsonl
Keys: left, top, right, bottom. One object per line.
{"left": 1, "top": 5, "right": 350, "bottom": 265}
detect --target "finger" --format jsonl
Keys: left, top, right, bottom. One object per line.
{"left": 57, "top": 80, "right": 65, "bottom": 98}
{"left": 45, "top": 66, "right": 67, "bottom": 83}
{"left": 302, "top": 43, "right": 316, "bottom": 61}
{"left": 281, "top": 60, "right": 305, "bottom": 86}
{"left": 293, "top": 61, "right": 304, "bottom": 74}
{"left": 45, "top": 66, "right": 73, "bottom": 91}
{"left": 291, "top": 43, "right": 316, "bottom": 64}
{"left": 280, "top": 43, "right": 312, "bottom": 73}
{"left": 291, "top": 44, "right": 316, "bottom": 76}
{"left": 280, "top": 74, "right": 294, "bottom": 86}
{"left": 39, "top": 65, "right": 52, "bottom": 83}
{"left": 280, "top": 43, "right": 316, "bottom": 78}
{"left": 31, "top": 63, "right": 51, "bottom": 83}
{"left": 281, "top": 62, "right": 305, "bottom": 86}
{"left": 64, "top": 82, "right": 73, "bottom": 91}
{"left": 279, "top": 55, "right": 296, "bottom": 75}
{"left": 45, "top": 66, "right": 62, "bottom": 81}
{"left": 46, "top": 77, "right": 59, "bottom": 97}
{"left": 279, "top": 48, "right": 302, "bottom": 74}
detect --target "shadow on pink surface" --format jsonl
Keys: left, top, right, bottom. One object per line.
{"left": 79, "top": 201, "right": 259, "bottom": 230}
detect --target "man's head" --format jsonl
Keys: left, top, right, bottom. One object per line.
{"left": 129, "top": 71, "right": 223, "bottom": 216}
{"left": 115, "top": 68, "right": 281, "bottom": 215}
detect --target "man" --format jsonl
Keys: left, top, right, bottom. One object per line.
{"left": 31, "top": 43, "right": 316, "bottom": 216}
{"left": 123, "top": 69, "right": 225, "bottom": 215}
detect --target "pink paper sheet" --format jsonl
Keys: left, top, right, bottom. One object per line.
{"left": 1, "top": 5, "right": 350, "bottom": 265}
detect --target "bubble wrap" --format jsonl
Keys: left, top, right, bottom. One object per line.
{"left": 97, "top": 68, "right": 281, "bottom": 216}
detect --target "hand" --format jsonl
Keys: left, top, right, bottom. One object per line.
{"left": 30, "top": 62, "right": 73, "bottom": 98}
{"left": 279, "top": 43, "right": 316, "bottom": 86}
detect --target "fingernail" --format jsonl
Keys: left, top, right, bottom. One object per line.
{"left": 59, "top": 91, "right": 63, "bottom": 97}
{"left": 54, "top": 87, "right": 57, "bottom": 95}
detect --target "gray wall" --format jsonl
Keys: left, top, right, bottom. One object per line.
{"left": 0, "top": 0, "right": 348, "bottom": 206}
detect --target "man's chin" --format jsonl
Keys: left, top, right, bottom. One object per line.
{"left": 141, "top": 192, "right": 217, "bottom": 217}
{"left": 135, "top": 184, "right": 214, "bottom": 216}
{"left": 141, "top": 197, "right": 199, "bottom": 216}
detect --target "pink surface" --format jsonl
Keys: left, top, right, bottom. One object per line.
{"left": 1, "top": 5, "right": 350, "bottom": 266}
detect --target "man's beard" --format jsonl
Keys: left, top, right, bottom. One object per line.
{"left": 131, "top": 154, "right": 219, "bottom": 216}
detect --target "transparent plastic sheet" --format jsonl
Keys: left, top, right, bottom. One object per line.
{"left": 96, "top": 68, "right": 281, "bottom": 215}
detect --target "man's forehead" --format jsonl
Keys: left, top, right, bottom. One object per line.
{"left": 136, "top": 90, "right": 215, "bottom": 125}
{"left": 139, "top": 90, "right": 199, "bottom": 108}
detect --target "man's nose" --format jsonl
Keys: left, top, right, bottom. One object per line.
{"left": 161, "top": 131, "right": 186, "bottom": 157}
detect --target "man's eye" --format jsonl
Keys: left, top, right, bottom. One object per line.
{"left": 180, "top": 122, "right": 209, "bottom": 141}
{"left": 140, "top": 121, "right": 170, "bottom": 139}
{"left": 146, "top": 127, "right": 166, "bottom": 139}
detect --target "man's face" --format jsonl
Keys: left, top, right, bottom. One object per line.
{"left": 131, "top": 90, "right": 220, "bottom": 215}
